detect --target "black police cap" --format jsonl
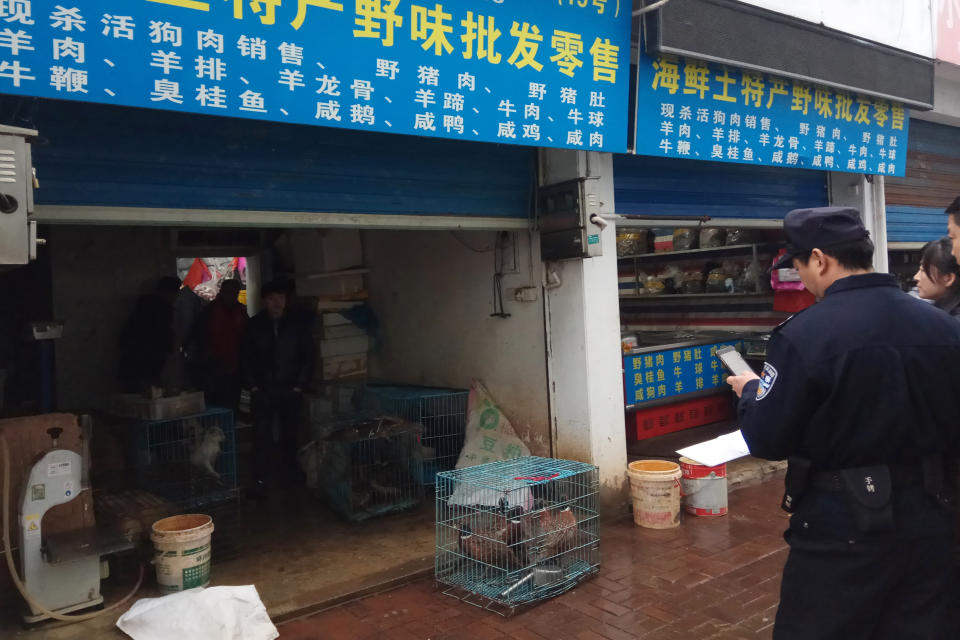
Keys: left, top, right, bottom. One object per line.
{"left": 772, "top": 206, "right": 870, "bottom": 270}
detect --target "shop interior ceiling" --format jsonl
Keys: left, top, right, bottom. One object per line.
{"left": 171, "top": 229, "right": 275, "bottom": 258}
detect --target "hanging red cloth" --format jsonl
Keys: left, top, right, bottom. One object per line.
{"left": 183, "top": 258, "right": 211, "bottom": 290}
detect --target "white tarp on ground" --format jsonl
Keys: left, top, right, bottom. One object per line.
{"left": 117, "top": 586, "right": 279, "bottom": 640}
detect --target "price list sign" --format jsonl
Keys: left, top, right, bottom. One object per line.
{"left": 624, "top": 341, "right": 741, "bottom": 405}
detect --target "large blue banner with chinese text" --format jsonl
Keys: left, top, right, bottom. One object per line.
{"left": 0, "top": 1, "right": 630, "bottom": 152}
{"left": 635, "top": 51, "right": 909, "bottom": 176}
{"left": 623, "top": 341, "right": 740, "bottom": 406}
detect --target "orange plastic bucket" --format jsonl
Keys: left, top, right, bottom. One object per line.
{"left": 627, "top": 460, "right": 682, "bottom": 529}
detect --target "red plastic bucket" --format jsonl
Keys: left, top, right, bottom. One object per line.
{"left": 679, "top": 457, "right": 728, "bottom": 517}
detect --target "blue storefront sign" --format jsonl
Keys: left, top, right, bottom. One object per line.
{"left": 623, "top": 341, "right": 741, "bottom": 406}
{"left": 0, "top": 1, "right": 630, "bottom": 152}
{"left": 635, "top": 51, "right": 909, "bottom": 176}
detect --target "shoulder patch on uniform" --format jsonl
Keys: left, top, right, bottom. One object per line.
{"left": 756, "top": 363, "right": 778, "bottom": 401}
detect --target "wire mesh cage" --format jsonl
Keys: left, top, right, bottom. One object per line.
{"left": 127, "top": 408, "right": 239, "bottom": 510}
{"left": 435, "top": 456, "right": 600, "bottom": 616}
{"left": 304, "top": 413, "right": 425, "bottom": 522}
{"left": 363, "top": 385, "right": 468, "bottom": 486}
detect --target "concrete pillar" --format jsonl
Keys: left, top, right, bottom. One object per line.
{"left": 828, "top": 172, "right": 889, "bottom": 273}
{"left": 540, "top": 149, "right": 628, "bottom": 511}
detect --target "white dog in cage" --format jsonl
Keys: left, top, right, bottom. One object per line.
{"left": 189, "top": 421, "right": 226, "bottom": 480}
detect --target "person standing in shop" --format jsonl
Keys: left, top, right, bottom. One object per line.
{"left": 201, "top": 278, "right": 248, "bottom": 410}
{"left": 727, "top": 207, "right": 960, "bottom": 639}
{"left": 914, "top": 237, "right": 960, "bottom": 318}
{"left": 117, "top": 276, "right": 182, "bottom": 394}
{"left": 240, "top": 280, "right": 315, "bottom": 498}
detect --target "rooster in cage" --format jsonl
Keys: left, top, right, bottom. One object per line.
{"left": 457, "top": 523, "right": 524, "bottom": 571}
{"left": 456, "top": 499, "right": 532, "bottom": 572}
{"left": 535, "top": 497, "right": 580, "bottom": 563}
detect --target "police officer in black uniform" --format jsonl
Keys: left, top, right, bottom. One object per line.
{"left": 727, "top": 207, "right": 960, "bottom": 640}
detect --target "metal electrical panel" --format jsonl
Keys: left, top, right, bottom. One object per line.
{"left": 0, "top": 124, "right": 39, "bottom": 265}
{"left": 538, "top": 177, "right": 603, "bottom": 261}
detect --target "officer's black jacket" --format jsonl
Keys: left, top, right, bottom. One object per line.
{"left": 739, "top": 273, "right": 960, "bottom": 470}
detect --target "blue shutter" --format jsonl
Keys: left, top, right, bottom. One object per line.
{"left": 23, "top": 100, "right": 533, "bottom": 220}
{"left": 885, "top": 120, "right": 960, "bottom": 244}
{"left": 613, "top": 154, "right": 827, "bottom": 220}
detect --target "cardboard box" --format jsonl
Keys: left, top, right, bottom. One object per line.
{"left": 289, "top": 229, "right": 363, "bottom": 274}
{"left": 321, "top": 354, "right": 368, "bottom": 380}
{"left": 296, "top": 273, "right": 366, "bottom": 299}
{"left": 320, "top": 336, "right": 370, "bottom": 358}
{"left": 320, "top": 324, "right": 367, "bottom": 340}
{"left": 321, "top": 311, "right": 356, "bottom": 326}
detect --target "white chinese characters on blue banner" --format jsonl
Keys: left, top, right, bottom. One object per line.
{"left": 635, "top": 52, "right": 909, "bottom": 176}
{"left": 623, "top": 341, "right": 741, "bottom": 406}
{"left": 0, "top": 1, "right": 631, "bottom": 152}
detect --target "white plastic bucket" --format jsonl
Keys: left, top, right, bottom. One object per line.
{"left": 679, "top": 457, "right": 729, "bottom": 517}
{"left": 151, "top": 514, "right": 214, "bottom": 594}
{"left": 627, "top": 460, "right": 683, "bottom": 529}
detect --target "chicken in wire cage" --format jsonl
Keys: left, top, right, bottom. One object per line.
{"left": 299, "top": 414, "right": 425, "bottom": 522}
{"left": 435, "top": 457, "right": 599, "bottom": 615}
{"left": 127, "top": 408, "right": 239, "bottom": 510}
{"left": 363, "top": 385, "right": 468, "bottom": 485}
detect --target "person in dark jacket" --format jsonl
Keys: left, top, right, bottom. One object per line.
{"left": 241, "top": 280, "right": 315, "bottom": 497}
{"left": 727, "top": 207, "right": 960, "bottom": 640}
{"left": 915, "top": 237, "right": 960, "bottom": 317}
{"left": 117, "top": 276, "right": 181, "bottom": 394}
{"left": 200, "top": 278, "right": 248, "bottom": 410}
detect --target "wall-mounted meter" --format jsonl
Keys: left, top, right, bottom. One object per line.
{"left": 0, "top": 124, "right": 41, "bottom": 265}
{"left": 538, "top": 177, "right": 603, "bottom": 261}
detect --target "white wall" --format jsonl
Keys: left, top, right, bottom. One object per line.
{"left": 829, "top": 172, "right": 889, "bottom": 272}
{"left": 364, "top": 229, "right": 551, "bottom": 456}
{"left": 541, "top": 150, "right": 628, "bottom": 509}
{"left": 736, "top": 0, "right": 935, "bottom": 57}
{"left": 915, "top": 62, "right": 960, "bottom": 126}
{"left": 50, "top": 226, "right": 177, "bottom": 410}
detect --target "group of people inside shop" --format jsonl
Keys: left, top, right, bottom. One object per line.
{"left": 118, "top": 276, "right": 315, "bottom": 499}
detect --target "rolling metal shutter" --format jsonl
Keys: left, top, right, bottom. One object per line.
{"left": 613, "top": 154, "right": 828, "bottom": 222}
{"left": 10, "top": 99, "right": 534, "bottom": 227}
{"left": 885, "top": 119, "right": 960, "bottom": 245}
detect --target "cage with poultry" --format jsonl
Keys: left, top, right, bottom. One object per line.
{"left": 124, "top": 408, "right": 239, "bottom": 511}
{"left": 434, "top": 456, "right": 600, "bottom": 615}
{"left": 304, "top": 413, "right": 426, "bottom": 522}
{"left": 362, "top": 385, "right": 469, "bottom": 485}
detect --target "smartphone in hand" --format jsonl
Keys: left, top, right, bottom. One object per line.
{"left": 716, "top": 346, "right": 754, "bottom": 377}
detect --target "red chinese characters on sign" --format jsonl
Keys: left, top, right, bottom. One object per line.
{"left": 938, "top": 0, "right": 960, "bottom": 65}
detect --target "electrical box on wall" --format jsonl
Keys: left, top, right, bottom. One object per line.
{"left": 0, "top": 124, "right": 40, "bottom": 265}
{"left": 538, "top": 177, "right": 603, "bottom": 261}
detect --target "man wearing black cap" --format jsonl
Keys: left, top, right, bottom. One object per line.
{"left": 727, "top": 207, "right": 960, "bottom": 639}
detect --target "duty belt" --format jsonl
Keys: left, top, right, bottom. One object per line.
{"left": 810, "top": 463, "right": 925, "bottom": 493}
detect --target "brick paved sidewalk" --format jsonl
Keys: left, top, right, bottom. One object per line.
{"left": 280, "top": 475, "right": 791, "bottom": 640}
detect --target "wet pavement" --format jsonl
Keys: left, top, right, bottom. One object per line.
{"left": 280, "top": 474, "right": 791, "bottom": 639}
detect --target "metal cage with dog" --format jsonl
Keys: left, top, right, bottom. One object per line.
{"left": 125, "top": 408, "right": 239, "bottom": 510}
{"left": 435, "top": 456, "right": 600, "bottom": 616}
